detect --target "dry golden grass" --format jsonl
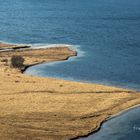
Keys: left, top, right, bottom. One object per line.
{"left": 0, "top": 43, "right": 140, "bottom": 140}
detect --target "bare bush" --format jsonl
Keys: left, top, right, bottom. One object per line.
{"left": 11, "top": 55, "right": 25, "bottom": 68}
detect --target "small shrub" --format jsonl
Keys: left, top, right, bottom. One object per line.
{"left": 11, "top": 55, "right": 25, "bottom": 68}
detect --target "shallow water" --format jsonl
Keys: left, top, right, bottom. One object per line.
{"left": 0, "top": 0, "right": 140, "bottom": 139}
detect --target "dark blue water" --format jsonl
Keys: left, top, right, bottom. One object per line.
{"left": 0, "top": 0, "right": 140, "bottom": 90}
{"left": 0, "top": 0, "right": 140, "bottom": 139}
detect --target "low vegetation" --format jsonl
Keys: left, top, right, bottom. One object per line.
{"left": 11, "top": 55, "right": 25, "bottom": 68}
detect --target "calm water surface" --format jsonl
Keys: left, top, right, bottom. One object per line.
{"left": 0, "top": 0, "right": 140, "bottom": 139}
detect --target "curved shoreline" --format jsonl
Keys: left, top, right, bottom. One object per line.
{"left": 72, "top": 104, "right": 140, "bottom": 140}
{"left": 21, "top": 51, "right": 78, "bottom": 73}
{"left": 0, "top": 42, "right": 140, "bottom": 140}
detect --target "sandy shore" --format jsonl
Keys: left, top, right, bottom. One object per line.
{"left": 0, "top": 43, "right": 140, "bottom": 140}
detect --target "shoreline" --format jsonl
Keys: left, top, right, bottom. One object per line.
{"left": 72, "top": 104, "right": 140, "bottom": 140}
{"left": 0, "top": 42, "right": 140, "bottom": 140}
{"left": 21, "top": 50, "right": 78, "bottom": 73}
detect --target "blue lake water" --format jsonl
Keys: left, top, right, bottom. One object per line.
{"left": 0, "top": 0, "right": 140, "bottom": 139}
